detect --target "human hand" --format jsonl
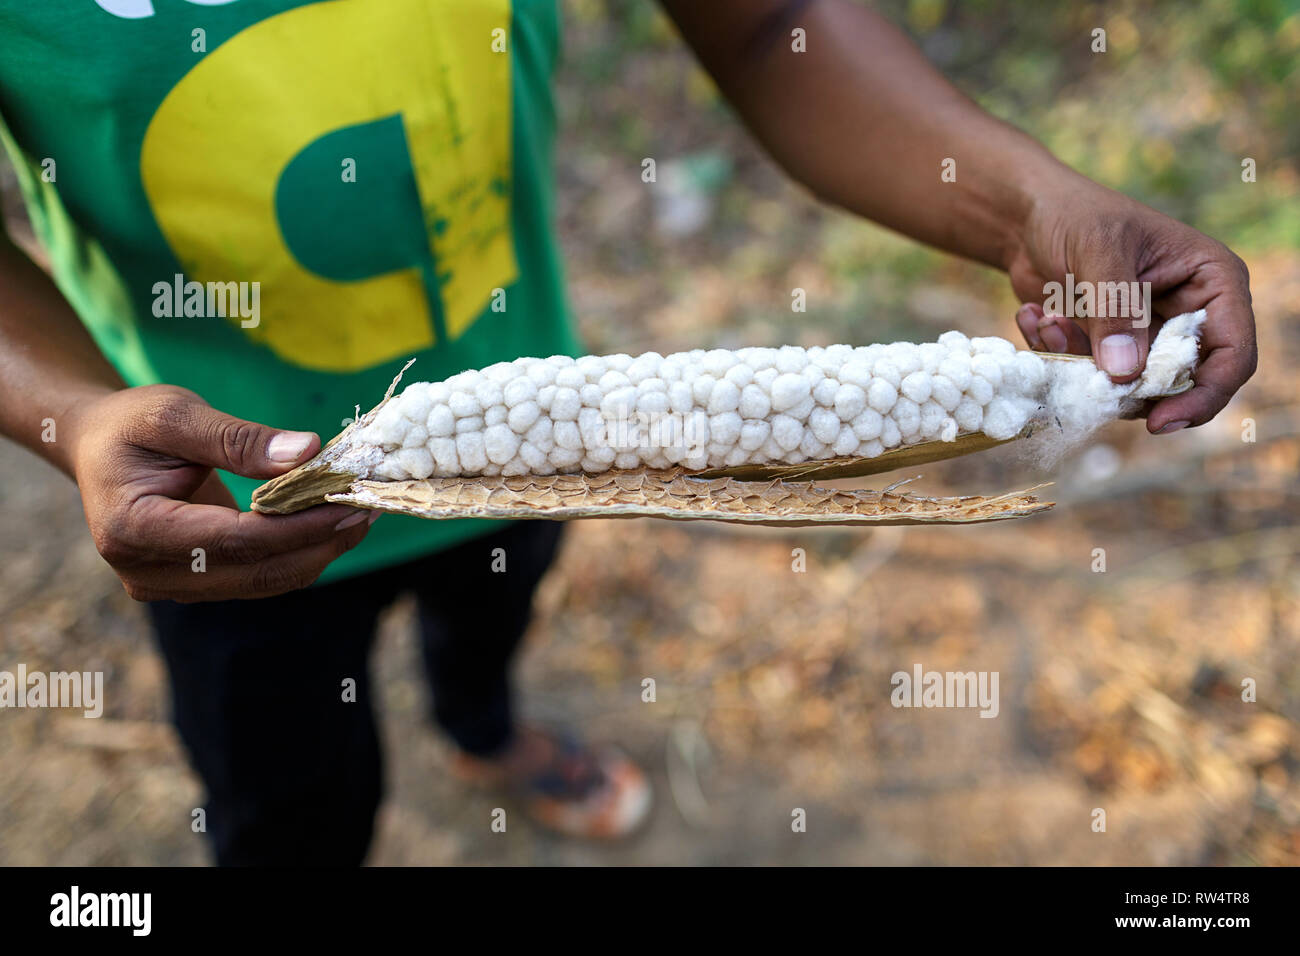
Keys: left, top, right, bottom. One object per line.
{"left": 1006, "top": 176, "right": 1256, "bottom": 433}
{"left": 68, "top": 385, "right": 374, "bottom": 602}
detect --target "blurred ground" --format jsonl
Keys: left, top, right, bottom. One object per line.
{"left": 2, "top": 0, "right": 1299, "bottom": 864}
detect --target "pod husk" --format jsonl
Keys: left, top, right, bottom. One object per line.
{"left": 325, "top": 470, "right": 1053, "bottom": 526}
{"left": 252, "top": 360, "right": 411, "bottom": 515}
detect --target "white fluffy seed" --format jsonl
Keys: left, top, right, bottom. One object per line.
{"left": 900, "top": 371, "right": 932, "bottom": 404}
{"left": 551, "top": 387, "right": 582, "bottom": 421}
{"left": 812, "top": 377, "right": 839, "bottom": 407}
{"left": 474, "top": 380, "right": 503, "bottom": 408}
{"left": 668, "top": 380, "right": 695, "bottom": 415}
{"left": 809, "top": 407, "right": 841, "bottom": 444}
{"left": 637, "top": 385, "right": 669, "bottom": 414}
{"left": 787, "top": 396, "right": 816, "bottom": 422}
{"left": 832, "top": 425, "right": 859, "bottom": 457}
{"left": 602, "top": 386, "right": 636, "bottom": 418}
{"left": 525, "top": 418, "right": 553, "bottom": 450}
{"left": 394, "top": 446, "right": 434, "bottom": 479}
{"left": 502, "top": 377, "right": 537, "bottom": 407}
{"left": 483, "top": 424, "right": 520, "bottom": 464}
{"left": 982, "top": 397, "right": 1028, "bottom": 440}
{"left": 937, "top": 330, "right": 970, "bottom": 352}
{"left": 867, "top": 379, "right": 898, "bottom": 414}
{"left": 527, "top": 363, "right": 557, "bottom": 387}
{"left": 739, "top": 420, "right": 770, "bottom": 451}
{"left": 373, "top": 458, "right": 409, "bottom": 481}
{"left": 400, "top": 385, "right": 433, "bottom": 425}
{"left": 799, "top": 431, "right": 826, "bottom": 458}
{"left": 430, "top": 438, "right": 460, "bottom": 476}
{"left": 554, "top": 367, "right": 586, "bottom": 389}
{"left": 448, "top": 390, "right": 480, "bottom": 418}
{"left": 518, "top": 441, "right": 549, "bottom": 471}
{"left": 839, "top": 362, "right": 873, "bottom": 390}
{"left": 710, "top": 412, "right": 743, "bottom": 446}
{"left": 550, "top": 447, "right": 582, "bottom": 469}
{"left": 834, "top": 384, "right": 867, "bottom": 421}
{"left": 771, "top": 414, "right": 804, "bottom": 451}
{"left": 708, "top": 379, "right": 741, "bottom": 414}
{"left": 930, "top": 374, "right": 963, "bottom": 412}
{"left": 456, "top": 432, "right": 488, "bottom": 472}
{"left": 553, "top": 420, "right": 582, "bottom": 451}
{"left": 919, "top": 401, "right": 946, "bottom": 439}
{"left": 851, "top": 408, "right": 883, "bottom": 441}
{"left": 971, "top": 354, "right": 1003, "bottom": 389}
{"left": 724, "top": 364, "right": 754, "bottom": 388}
{"left": 1013, "top": 350, "right": 1047, "bottom": 391}
{"left": 692, "top": 374, "right": 716, "bottom": 406}
{"left": 724, "top": 447, "right": 750, "bottom": 467}
{"left": 426, "top": 405, "right": 455, "bottom": 438}
{"left": 938, "top": 355, "right": 972, "bottom": 390}
{"left": 892, "top": 347, "right": 922, "bottom": 378}
{"left": 771, "top": 373, "right": 811, "bottom": 412}
{"left": 892, "top": 398, "right": 921, "bottom": 438}
{"left": 739, "top": 384, "right": 771, "bottom": 419}
{"left": 972, "top": 336, "right": 1016, "bottom": 357}
{"left": 872, "top": 359, "right": 901, "bottom": 388}
{"left": 598, "top": 370, "right": 630, "bottom": 391}
{"left": 968, "top": 376, "right": 995, "bottom": 406}
{"left": 703, "top": 349, "right": 735, "bottom": 376}
{"left": 953, "top": 399, "right": 983, "bottom": 432}
{"left": 775, "top": 347, "right": 807, "bottom": 373}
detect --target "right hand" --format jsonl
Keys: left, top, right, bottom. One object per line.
{"left": 68, "top": 385, "right": 376, "bottom": 603}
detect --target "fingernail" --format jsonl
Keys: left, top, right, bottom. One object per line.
{"left": 1016, "top": 306, "right": 1043, "bottom": 347}
{"left": 334, "top": 510, "right": 367, "bottom": 531}
{"left": 267, "top": 431, "right": 313, "bottom": 463}
{"left": 1097, "top": 334, "right": 1140, "bottom": 375}
{"left": 1039, "top": 321, "right": 1069, "bottom": 353}
{"left": 1157, "top": 420, "right": 1190, "bottom": 434}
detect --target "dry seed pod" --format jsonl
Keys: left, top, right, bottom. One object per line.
{"left": 252, "top": 313, "right": 1204, "bottom": 525}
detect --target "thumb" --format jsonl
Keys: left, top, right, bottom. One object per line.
{"left": 158, "top": 399, "right": 320, "bottom": 479}
{"left": 1073, "top": 240, "right": 1150, "bottom": 383}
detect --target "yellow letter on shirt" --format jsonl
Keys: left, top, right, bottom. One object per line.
{"left": 141, "top": 0, "right": 516, "bottom": 372}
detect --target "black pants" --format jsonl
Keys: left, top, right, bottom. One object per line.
{"left": 148, "top": 521, "right": 563, "bottom": 866}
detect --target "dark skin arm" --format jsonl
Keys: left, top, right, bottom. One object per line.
{"left": 0, "top": 235, "right": 374, "bottom": 601}
{"left": 660, "top": 0, "right": 1257, "bottom": 432}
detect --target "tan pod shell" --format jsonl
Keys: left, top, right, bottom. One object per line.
{"left": 324, "top": 470, "right": 1053, "bottom": 526}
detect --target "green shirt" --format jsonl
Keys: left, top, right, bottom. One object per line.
{"left": 0, "top": 0, "right": 580, "bottom": 581}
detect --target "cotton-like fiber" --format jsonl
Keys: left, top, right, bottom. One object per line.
{"left": 354, "top": 313, "right": 1205, "bottom": 478}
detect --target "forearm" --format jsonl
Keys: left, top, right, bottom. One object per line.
{"left": 0, "top": 236, "right": 124, "bottom": 476}
{"left": 663, "top": 0, "right": 1081, "bottom": 270}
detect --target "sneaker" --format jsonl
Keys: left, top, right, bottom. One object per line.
{"left": 451, "top": 726, "right": 652, "bottom": 840}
